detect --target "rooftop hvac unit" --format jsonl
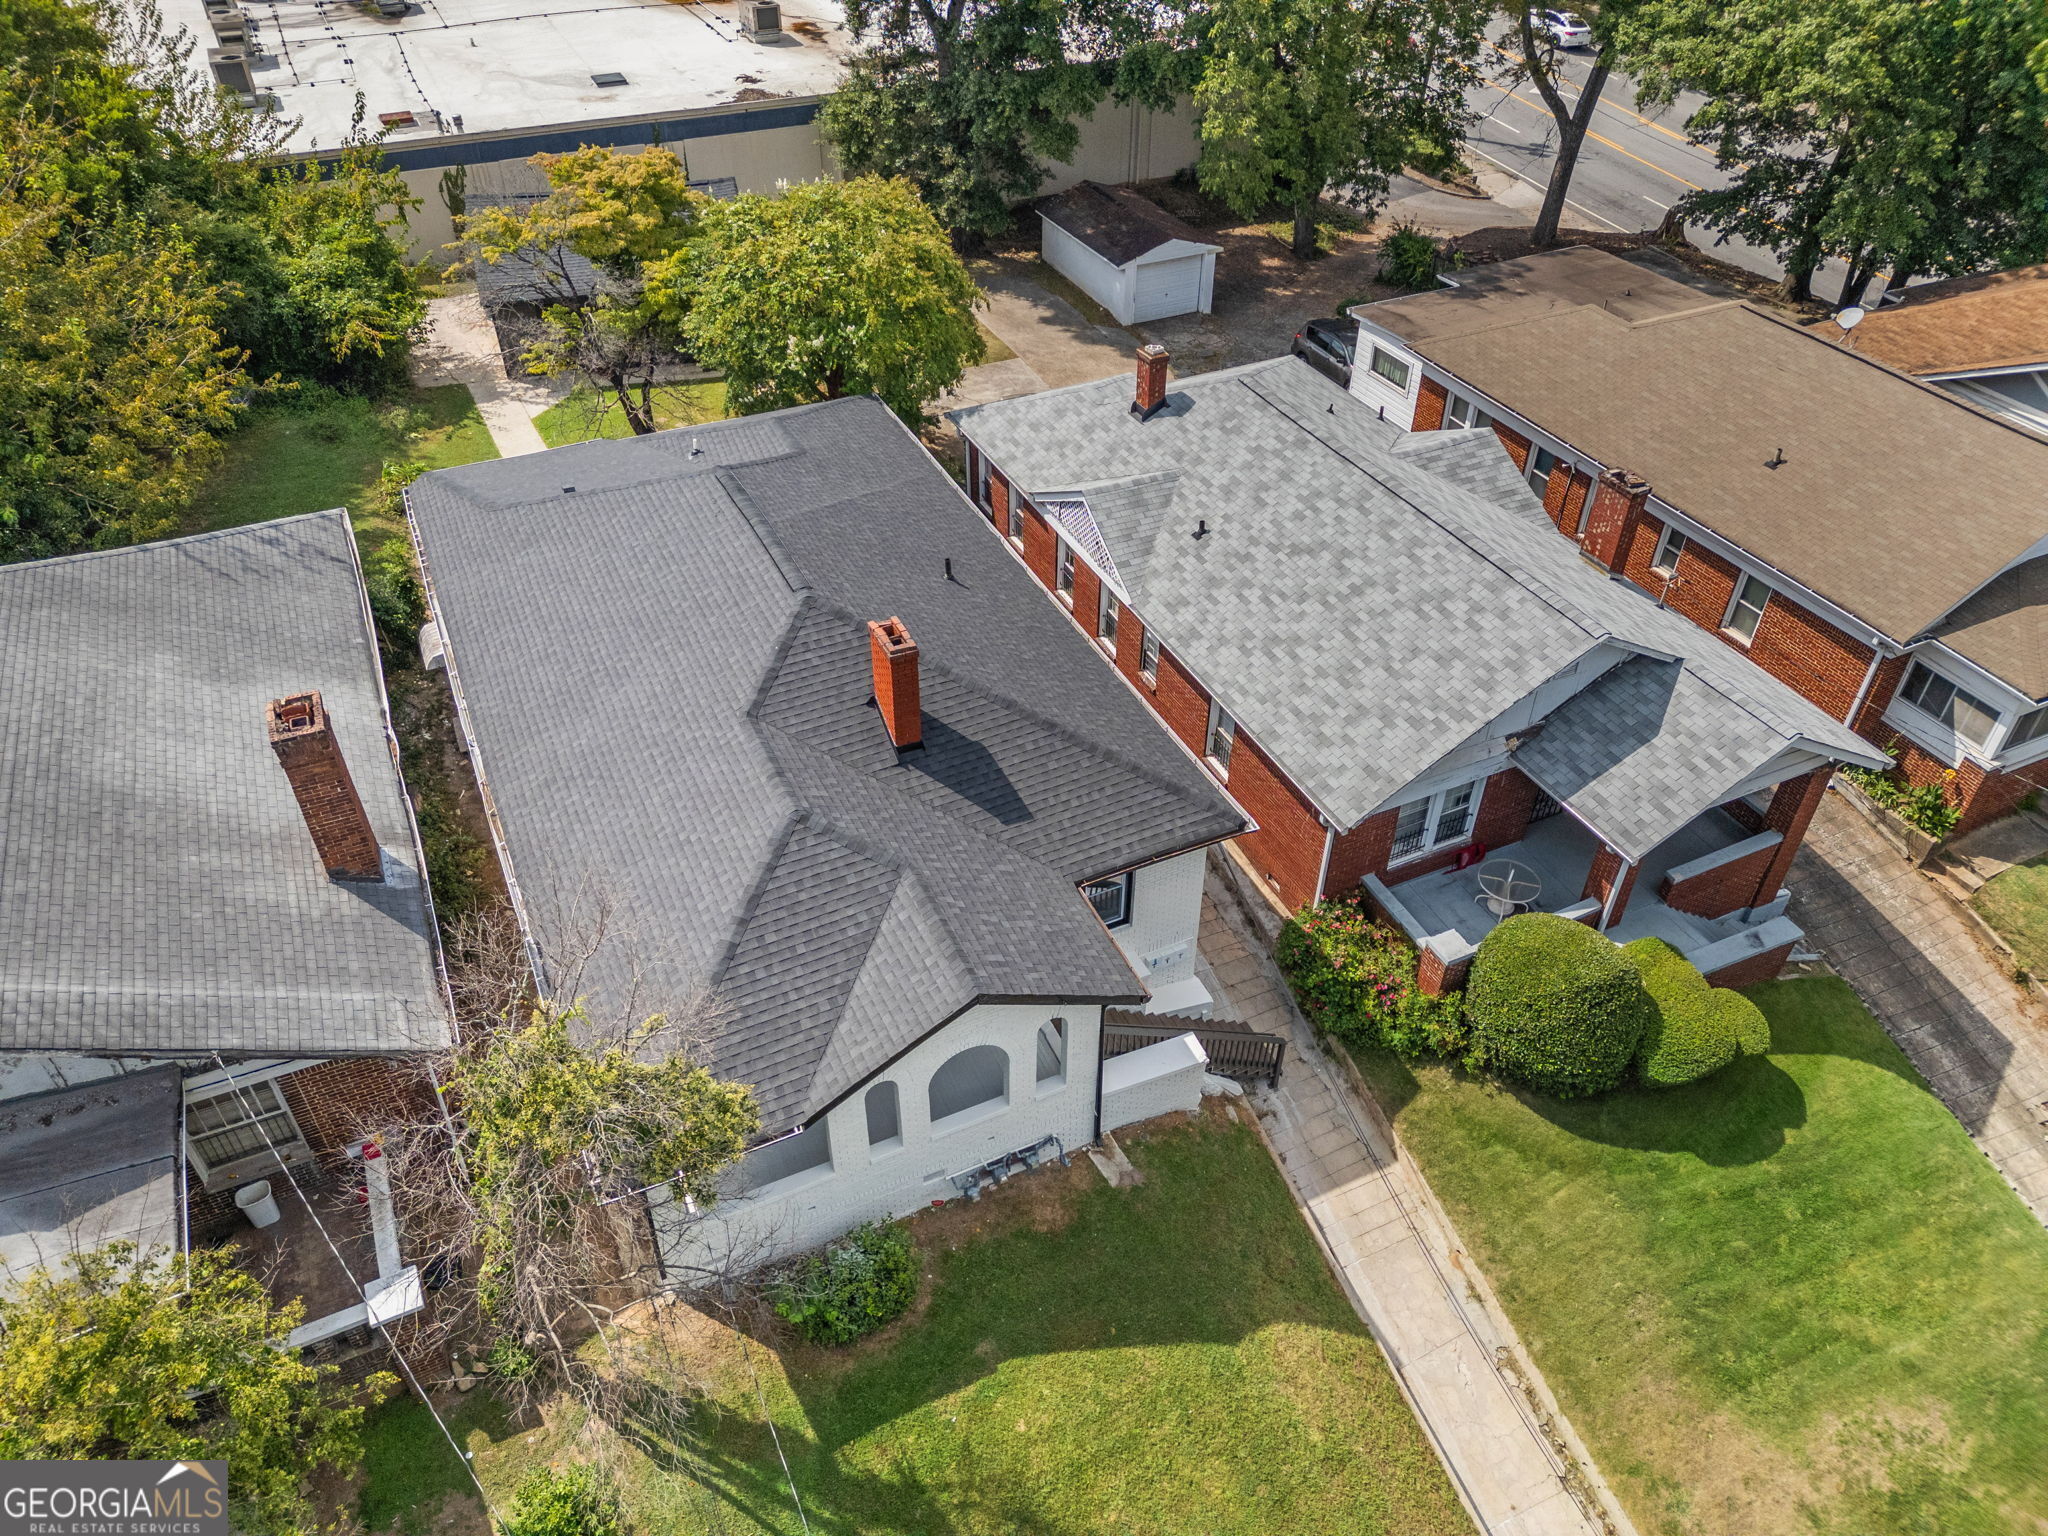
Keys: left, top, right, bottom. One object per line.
{"left": 204, "top": 4, "right": 247, "bottom": 42}
{"left": 739, "top": 0, "right": 782, "bottom": 39}
{"left": 376, "top": 0, "right": 408, "bottom": 14}
{"left": 207, "top": 46, "right": 255, "bottom": 100}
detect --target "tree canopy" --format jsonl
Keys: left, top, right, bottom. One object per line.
{"left": 0, "top": 1244, "right": 384, "bottom": 1536}
{"left": 1193, "top": 0, "right": 1489, "bottom": 258}
{"left": 649, "top": 175, "right": 986, "bottom": 424}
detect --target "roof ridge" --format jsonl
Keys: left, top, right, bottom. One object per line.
{"left": 0, "top": 509, "right": 352, "bottom": 576}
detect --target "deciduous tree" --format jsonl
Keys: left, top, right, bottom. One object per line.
{"left": 649, "top": 175, "right": 985, "bottom": 425}
{"left": 0, "top": 1244, "right": 385, "bottom": 1536}
{"left": 1194, "top": 0, "right": 1489, "bottom": 259}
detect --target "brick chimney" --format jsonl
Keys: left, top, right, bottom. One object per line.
{"left": 267, "top": 692, "right": 384, "bottom": 882}
{"left": 868, "top": 617, "right": 922, "bottom": 751}
{"left": 1580, "top": 467, "right": 1651, "bottom": 572}
{"left": 1133, "top": 343, "right": 1170, "bottom": 419}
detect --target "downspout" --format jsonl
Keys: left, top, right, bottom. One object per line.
{"left": 1842, "top": 644, "right": 1890, "bottom": 730}
{"left": 1599, "top": 855, "right": 1635, "bottom": 930}
{"left": 1314, "top": 821, "right": 1337, "bottom": 902}
{"left": 1092, "top": 1010, "right": 1106, "bottom": 1144}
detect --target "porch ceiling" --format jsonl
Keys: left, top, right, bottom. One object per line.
{"left": 1514, "top": 656, "right": 1822, "bottom": 862}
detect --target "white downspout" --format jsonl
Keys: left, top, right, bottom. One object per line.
{"left": 1843, "top": 645, "right": 1890, "bottom": 728}
{"left": 1599, "top": 854, "right": 1635, "bottom": 930}
{"left": 1314, "top": 821, "right": 1337, "bottom": 902}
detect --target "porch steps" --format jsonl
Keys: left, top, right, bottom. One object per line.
{"left": 1102, "top": 1008, "right": 1285, "bottom": 1086}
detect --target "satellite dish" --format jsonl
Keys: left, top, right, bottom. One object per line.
{"left": 1835, "top": 305, "right": 1866, "bottom": 332}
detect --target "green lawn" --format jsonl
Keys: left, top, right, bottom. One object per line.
{"left": 183, "top": 385, "right": 498, "bottom": 548}
{"left": 532, "top": 381, "right": 728, "bottom": 448}
{"left": 1347, "top": 977, "right": 2048, "bottom": 1536}
{"left": 1972, "top": 859, "right": 2048, "bottom": 979}
{"left": 360, "top": 1112, "right": 1473, "bottom": 1536}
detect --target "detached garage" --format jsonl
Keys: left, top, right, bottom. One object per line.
{"left": 1037, "top": 182, "right": 1221, "bottom": 326}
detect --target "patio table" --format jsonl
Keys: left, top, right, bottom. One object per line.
{"left": 1476, "top": 858, "right": 1542, "bottom": 919}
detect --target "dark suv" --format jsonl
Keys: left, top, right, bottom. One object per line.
{"left": 1291, "top": 318, "right": 1358, "bottom": 387}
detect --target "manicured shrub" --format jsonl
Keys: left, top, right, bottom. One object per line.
{"left": 1276, "top": 893, "right": 1468, "bottom": 1059}
{"left": 773, "top": 1220, "right": 918, "bottom": 1346}
{"left": 1624, "top": 937, "right": 1772, "bottom": 1088}
{"left": 1464, "top": 914, "right": 1652, "bottom": 1097}
{"left": 1376, "top": 221, "right": 1461, "bottom": 290}
{"left": 500, "top": 1466, "right": 623, "bottom": 1536}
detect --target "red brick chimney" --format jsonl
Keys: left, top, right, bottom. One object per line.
{"left": 267, "top": 692, "right": 384, "bottom": 882}
{"left": 1581, "top": 467, "right": 1651, "bottom": 572}
{"left": 868, "top": 617, "right": 922, "bottom": 751}
{"left": 1133, "top": 343, "right": 1170, "bottom": 419}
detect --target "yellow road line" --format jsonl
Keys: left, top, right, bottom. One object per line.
{"left": 1484, "top": 38, "right": 1698, "bottom": 149}
{"left": 1494, "top": 84, "right": 1704, "bottom": 191}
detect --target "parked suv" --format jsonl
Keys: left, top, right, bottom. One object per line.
{"left": 1529, "top": 8, "right": 1592, "bottom": 46}
{"left": 1292, "top": 318, "right": 1358, "bottom": 388}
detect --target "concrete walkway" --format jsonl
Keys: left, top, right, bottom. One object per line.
{"left": 975, "top": 268, "right": 1136, "bottom": 390}
{"left": 411, "top": 292, "right": 557, "bottom": 457}
{"left": 1791, "top": 793, "right": 2048, "bottom": 1222}
{"left": 1197, "top": 872, "right": 1626, "bottom": 1536}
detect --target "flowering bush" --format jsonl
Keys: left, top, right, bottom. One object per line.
{"left": 1842, "top": 751, "right": 1961, "bottom": 839}
{"left": 1276, "top": 893, "right": 1467, "bottom": 1060}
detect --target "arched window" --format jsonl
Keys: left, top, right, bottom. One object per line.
{"left": 866, "top": 1081, "right": 902, "bottom": 1150}
{"left": 928, "top": 1044, "right": 1009, "bottom": 1127}
{"left": 736, "top": 1121, "right": 831, "bottom": 1194}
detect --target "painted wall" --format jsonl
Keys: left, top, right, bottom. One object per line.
{"left": 1101, "top": 1032, "right": 1206, "bottom": 1132}
{"left": 1108, "top": 846, "right": 1206, "bottom": 995}
{"left": 653, "top": 1000, "right": 1107, "bottom": 1272}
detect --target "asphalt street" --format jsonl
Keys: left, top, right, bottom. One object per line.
{"left": 1461, "top": 28, "right": 1867, "bottom": 304}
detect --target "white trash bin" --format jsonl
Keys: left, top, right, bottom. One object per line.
{"left": 236, "top": 1179, "right": 282, "bottom": 1229}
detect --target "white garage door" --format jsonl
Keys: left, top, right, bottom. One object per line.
{"left": 1131, "top": 255, "right": 1203, "bottom": 322}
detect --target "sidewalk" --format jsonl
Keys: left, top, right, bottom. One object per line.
{"left": 1791, "top": 793, "right": 2048, "bottom": 1222}
{"left": 411, "top": 292, "right": 557, "bottom": 457}
{"left": 1197, "top": 872, "right": 1627, "bottom": 1536}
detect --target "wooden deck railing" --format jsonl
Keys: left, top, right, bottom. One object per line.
{"left": 1102, "top": 1010, "right": 1285, "bottom": 1086}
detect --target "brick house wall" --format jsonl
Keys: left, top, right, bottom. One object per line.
{"left": 1492, "top": 422, "right": 1532, "bottom": 472}
{"left": 1659, "top": 839, "right": 1783, "bottom": 918}
{"left": 1413, "top": 376, "right": 1450, "bottom": 432}
{"left": 1699, "top": 940, "right": 1798, "bottom": 990}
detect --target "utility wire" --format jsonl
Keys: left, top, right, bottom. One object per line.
{"left": 206, "top": 1055, "right": 501, "bottom": 1529}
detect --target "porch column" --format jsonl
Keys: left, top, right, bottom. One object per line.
{"left": 1749, "top": 769, "right": 1830, "bottom": 908}
{"left": 1582, "top": 843, "right": 1638, "bottom": 930}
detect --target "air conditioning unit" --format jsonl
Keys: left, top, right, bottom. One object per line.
{"left": 376, "top": 0, "right": 408, "bottom": 15}
{"left": 739, "top": 0, "right": 782, "bottom": 39}
{"left": 207, "top": 46, "right": 255, "bottom": 100}
{"left": 204, "top": 4, "right": 247, "bottom": 42}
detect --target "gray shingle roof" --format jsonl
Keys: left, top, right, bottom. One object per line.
{"left": 0, "top": 515, "right": 447, "bottom": 1056}
{"left": 951, "top": 357, "right": 1884, "bottom": 849}
{"left": 408, "top": 397, "right": 1243, "bottom": 1134}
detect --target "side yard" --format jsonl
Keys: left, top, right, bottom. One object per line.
{"left": 1347, "top": 976, "right": 2048, "bottom": 1536}
{"left": 352, "top": 1109, "right": 1476, "bottom": 1536}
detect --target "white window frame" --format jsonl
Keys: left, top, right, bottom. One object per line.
{"left": 184, "top": 1076, "right": 311, "bottom": 1181}
{"left": 1098, "top": 587, "right": 1120, "bottom": 652}
{"left": 1387, "top": 779, "right": 1482, "bottom": 865}
{"left": 1055, "top": 538, "right": 1075, "bottom": 604}
{"left": 1722, "top": 574, "right": 1771, "bottom": 644}
{"left": 1444, "top": 393, "right": 1492, "bottom": 431}
{"left": 1652, "top": 524, "right": 1687, "bottom": 575}
{"left": 2005, "top": 701, "right": 2048, "bottom": 756}
{"left": 1205, "top": 701, "right": 1236, "bottom": 776}
{"left": 1369, "top": 347, "right": 1411, "bottom": 391}
{"left": 1007, "top": 497, "right": 1025, "bottom": 546}
{"left": 1138, "top": 629, "right": 1160, "bottom": 686}
{"left": 1082, "top": 869, "right": 1133, "bottom": 929}
{"left": 1897, "top": 660, "right": 2001, "bottom": 753}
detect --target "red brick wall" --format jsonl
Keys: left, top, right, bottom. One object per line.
{"left": 1746, "top": 599, "right": 1878, "bottom": 720}
{"left": 1872, "top": 732, "right": 2048, "bottom": 837}
{"left": 1150, "top": 646, "right": 1213, "bottom": 756}
{"left": 1068, "top": 552, "right": 1101, "bottom": 634}
{"left": 1752, "top": 769, "right": 1828, "bottom": 901}
{"left": 1540, "top": 463, "right": 1576, "bottom": 528}
{"left": 1326, "top": 768, "right": 1531, "bottom": 896}
{"left": 1581, "top": 844, "right": 1638, "bottom": 927}
{"left": 1659, "top": 540, "right": 1742, "bottom": 635}
{"left": 1619, "top": 512, "right": 1670, "bottom": 590}
{"left": 1700, "top": 940, "right": 1795, "bottom": 990}
{"left": 1582, "top": 470, "right": 1651, "bottom": 572}
{"left": 1556, "top": 469, "right": 1593, "bottom": 537}
{"left": 1415, "top": 946, "right": 1471, "bottom": 997}
{"left": 1113, "top": 610, "right": 1151, "bottom": 691}
{"left": 1017, "top": 498, "right": 1059, "bottom": 590}
{"left": 1226, "top": 732, "right": 1336, "bottom": 911}
{"left": 1413, "top": 376, "right": 1449, "bottom": 432}
{"left": 1493, "top": 422, "right": 1532, "bottom": 472}
{"left": 987, "top": 466, "right": 1008, "bottom": 527}
{"left": 1474, "top": 767, "right": 1540, "bottom": 851}
{"left": 1659, "top": 838, "right": 1783, "bottom": 919}
{"left": 1854, "top": 655, "right": 1910, "bottom": 735}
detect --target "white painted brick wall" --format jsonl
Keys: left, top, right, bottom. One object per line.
{"left": 1111, "top": 847, "right": 1206, "bottom": 994}
{"left": 655, "top": 1002, "right": 1105, "bottom": 1275}
{"left": 1101, "top": 1032, "right": 1206, "bottom": 1132}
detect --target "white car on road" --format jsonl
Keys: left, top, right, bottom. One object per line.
{"left": 1529, "top": 8, "right": 1593, "bottom": 46}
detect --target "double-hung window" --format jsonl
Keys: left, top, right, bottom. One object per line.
{"left": 1205, "top": 702, "right": 1236, "bottom": 775}
{"left": 1722, "top": 574, "right": 1771, "bottom": 643}
{"left": 1444, "top": 393, "right": 1492, "bottom": 431}
{"left": 1055, "top": 538, "right": 1076, "bottom": 603}
{"left": 1369, "top": 347, "right": 1411, "bottom": 390}
{"left": 1098, "top": 588, "right": 1120, "bottom": 652}
{"left": 1082, "top": 871, "right": 1132, "bottom": 928}
{"left": 1388, "top": 780, "right": 1481, "bottom": 862}
{"left": 1007, "top": 498, "right": 1025, "bottom": 545}
{"left": 1525, "top": 445, "right": 1559, "bottom": 498}
{"left": 1898, "top": 661, "right": 1999, "bottom": 751}
{"left": 1138, "top": 629, "right": 1161, "bottom": 686}
{"left": 1652, "top": 524, "right": 1687, "bottom": 575}
{"left": 185, "top": 1079, "right": 308, "bottom": 1177}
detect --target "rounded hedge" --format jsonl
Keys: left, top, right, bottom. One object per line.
{"left": 1624, "top": 937, "right": 1770, "bottom": 1087}
{"left": 1466, "top": 914, "right": 1653, "bottom": 1097}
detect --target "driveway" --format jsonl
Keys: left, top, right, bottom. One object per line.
{"left": 1790, "top": 793, "right": 2048, "bottom": 1222}
{"left": 411, "top": 292, "right": 561, "bottom": 457}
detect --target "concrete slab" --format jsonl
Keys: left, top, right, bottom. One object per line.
{"left": 410, "top": 293, "right": 557, "bottom": 458}
{"left": 975, "top": 270, "right": 1137, "bottom": 391}
{"left": 1939, "top": 811, "right": 2048, "bottom": 893}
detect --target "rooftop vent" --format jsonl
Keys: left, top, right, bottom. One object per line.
{"left": 206, "top": 46, "right": 255, "bottom": 100}
{"left": 740, "top": 0, "right": 782, "bottom": 39}
{"left": 204, "top": 4, "right": 247, "bottom": 42}
{"left": 377, "top": 110, "right": 418, "bottom": 128}
{"left": 591, "top": 71, "right": 628, "bottom": 87}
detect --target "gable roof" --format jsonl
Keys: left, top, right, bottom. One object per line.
{"left": 408, "top": 397, "right": 1243, "bottom": 1135}
{"left": 1036, "top": 182, "right": 1219, "bottom": 266}
{"left": 1827, "top": 264, "right": 2048, "bottom": 377}
{"left": 950, "top": 357, "right": 1883, "bottom": 854}
{"left": 1355, "top": 247, "right": 2048, "bottom": 650}
{"left": 0, "top": 515, "right": 447, "bottom": 1057}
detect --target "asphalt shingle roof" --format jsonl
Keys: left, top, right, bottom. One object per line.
{"left": 1035, "top": 182, "right": 1219, "bottom": 266}
{"left": 951, "top": 357, "right": 1883, "bottom": 855}
{"left": 408, "top": 398, "right": 1243, "bottom": 1134}
{"left": 0, "top": 515, "right": 447, "bottom": 1056}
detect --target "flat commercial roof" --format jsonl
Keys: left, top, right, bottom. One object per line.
{"left": 172, "top": 0, "right": 854, "bottom": 156}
